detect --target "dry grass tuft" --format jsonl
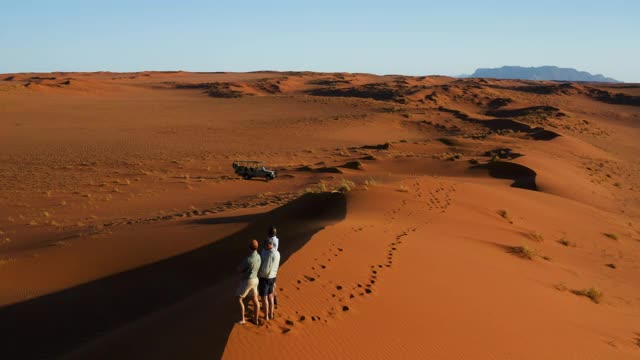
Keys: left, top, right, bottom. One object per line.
{"left": 364, "top": 177, "right": 378, "bottom": 187}
{"left": 339, "top": 178, "right": 356, "bottom": 192}
{"left": 509, "top": 245, "right": 536, "bottom": 260}
{"left": 306, "top": 181, "right": 329, "bottom": 194}
{"left": 497, "top": 209, "right": 513, "bottom": 223}
{"left": 572, "top": 287, "right": 603, "bottom": 304}
{"left": 558, "top": 237, "right": 575, "bottom": 247}
{"left": 528, "top": 231, "right": 545, "bottom": 242}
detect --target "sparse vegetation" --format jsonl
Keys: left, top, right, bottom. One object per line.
{"left": 528, "top": 231, "right": 544, "bottom": 242}
{"left": 603, "top": 232, "right": 618, "bottom": 240}
{"left": 509, "top": 245, "right": 536, "bottom": 260}
{"left": 339, "top": 178, "right": 355, "bottom": 192}
{"left": 572, "top": 287, "right": 603, "bottom": 304}
{"left": 306, "top": 181, "right": 329, "bottom": 194}
{"left": 558, "top": 237, "right": 575, "bottom": 247}
{"left": 364, "top": 177, "right": 378, "bottom": 187}
{"left": 497, "top": 209, "right": 512, "bottom": 223}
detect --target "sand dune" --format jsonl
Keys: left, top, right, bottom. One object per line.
{"left": 0, "top": 71, "right": 639, "bottom": 359}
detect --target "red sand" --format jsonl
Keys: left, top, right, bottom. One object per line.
{"left": 0, "top": 71, "right": 638, "bottom": 359}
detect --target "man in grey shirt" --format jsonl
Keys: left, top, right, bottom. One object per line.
{"left": 258, "top": 238, "right": 280, "bottom": 321}
{"left": 236, "top": 239, "right": 261, "bottom": 325}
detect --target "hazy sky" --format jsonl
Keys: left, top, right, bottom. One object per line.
{"left": 1, "top": 0, "right": 639, "bottom": 81}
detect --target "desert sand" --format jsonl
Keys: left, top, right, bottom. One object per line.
{"left": 0, "top": 71, "right": 639, "bottom": 359}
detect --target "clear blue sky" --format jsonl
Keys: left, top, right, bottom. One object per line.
{"left": 1, "top": 0, "right": 639, "bottom": 81}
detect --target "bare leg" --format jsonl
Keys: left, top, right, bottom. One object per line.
{"left": 237, "top": 297, "right": 246, "bottom": 324}
{"left": 274, "top": 284, "right": 278, "bottom": 307}
{"left": 252, "top": 295, "right": 260, "bottom": 324}
{"left": 268, "top": 293, "right": 275, "bottom": 319}
{"left": 262, "top": 296, "right": 270, "bottom": 320}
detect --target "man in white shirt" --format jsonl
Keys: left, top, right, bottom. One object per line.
{"left": 258, "top": 237, "right": 280, "bottom": 321}
{"left": 261, "top": 226, "right": 280, "bottom": 307}
{"left": 261, "top": 226, "right": 279, "bottom": 255}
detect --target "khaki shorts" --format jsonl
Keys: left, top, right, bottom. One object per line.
{"left": 236, "top": 278, "right": 259, "bottom": 298}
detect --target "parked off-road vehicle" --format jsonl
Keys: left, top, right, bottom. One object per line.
{"left": 232, "top": 160, "right": 277, "bottom": 181}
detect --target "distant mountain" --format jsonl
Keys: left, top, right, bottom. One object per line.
{"left": 470, "top": 66, "right": 619, "bottom": 83}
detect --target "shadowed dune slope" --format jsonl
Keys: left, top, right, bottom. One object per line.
{"left": 0, "top": 192, "right": 346, "bottom": 360}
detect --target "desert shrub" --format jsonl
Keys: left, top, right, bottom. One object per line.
{"left": 572, "top": 287, "right": 603, "bottom": 304}
{"left": 339, "top": 178, "right": 355, "bottom": 192}
{"left": 510, "top": 245, "right": 536, "bottom": 260}
{"left": 558, "top": 237, "right": 575, "bottom": 247}
{"left": 305, "top": 181, "right": 328, "bottom": 194}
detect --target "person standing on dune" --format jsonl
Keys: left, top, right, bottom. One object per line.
{"left": 261, "top": 226, "right": 280, "bottom": 307}
{"left": 236, "top": 239, "right": 261, "bottom": 325}
{"left": 261, "top": 226, "right": 279, "bottom": 255}
{"left": 258, "top": 237, "right": 280, "bottom": 321}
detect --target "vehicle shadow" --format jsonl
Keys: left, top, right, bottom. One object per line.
{"left": 0, "top": 192, "right": 346, "bottom": 360}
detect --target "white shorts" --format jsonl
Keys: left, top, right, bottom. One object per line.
{"left": 236, "top": 278, "right": 259, "bottom": 298}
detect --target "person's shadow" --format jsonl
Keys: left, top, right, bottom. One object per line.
{"left": 0, "top": 192, "right": 346, "bottom": 360}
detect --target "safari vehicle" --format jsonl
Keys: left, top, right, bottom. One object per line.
{"left": 232, "top": 160, "right": 277, "bottom": 181}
